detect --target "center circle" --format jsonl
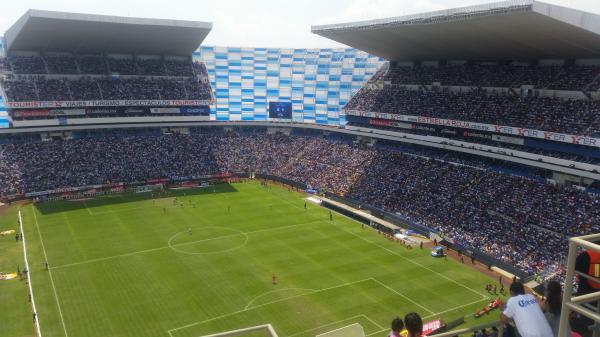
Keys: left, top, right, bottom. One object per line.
{"left": 167, "top": 226, "right": 249, "bottom": 255}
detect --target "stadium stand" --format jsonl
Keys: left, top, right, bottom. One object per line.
{"left": 344, "top": 85, "right": 600, "bottom": 136}
{"left": 0, "top": 10, "right": 214, "bottom": 121}
{"left": 0, "top": 0, "right": 599, "bottom": 299}
{"left": 313, "top": 0, "right": 600, "bottom": 170}
{"left": 0, "top": 128, "right": 597, "bottom": 282}
{"left": 310, "top": 0, "right": 600, "bottom": 283}
{"left": 3, "top": 73, "right": 213, "bottom": 102}
{"left": 355, "top": 63, "right": 600, "bottom": 91}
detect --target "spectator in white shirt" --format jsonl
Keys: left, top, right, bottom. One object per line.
{"left": 501, "top": 281, "right": 554, "bottom": 337}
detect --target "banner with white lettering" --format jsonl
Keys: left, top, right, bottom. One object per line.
{"left": 51, "top": 109, "right": 86, "bottom": 116}
{"left": 346, "top": 110, "right": 600, "bottom": 148}
{"left": 7, "top": 99, "right": 214, "bottom": 109}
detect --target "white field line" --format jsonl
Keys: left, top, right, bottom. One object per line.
{"left": 370, "top": 277, "right": 435, "bottom": 315}
{"left": 51, "top": 219, "right": 326, "bottom": 270}
{"left": 167, "top": 228, "right": 249, "bottom": 256}
{"left": 271, "top": 189, "right": 489, "bottom": 300}
{"left": 422, "top": 297, "right": 491, "bottom": 319}
{"left": 244, "top": 288, "right": 316, "bottom": 310}
{"left": 82, "top": 201, "right": 93, "bottom": 216}
{"left": 365, "top": 297, "right": 491, "bottom": 337}
{"left": 312, "top": 322, "right": 364, "bottom": 337}
{"left": 362, "top": 315, "right": 385, "bottom": 330}
{"left": 334, "top": 219, "right": 488, "bottom": 300}
{"left": 32, "top": 208, "right": 69, "bottom": 337}
{"left": 19, "top": 209, "right": 43, "bottom": 337}
{"left": 288, "top": 315, "right": 379, "bottom": 337}
{"left": 167, "top": 278, "right": 373, "bottom": 336}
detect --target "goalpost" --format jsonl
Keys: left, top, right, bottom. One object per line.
{"left": 19, "top": 209, "right": 43, "bottom": 337}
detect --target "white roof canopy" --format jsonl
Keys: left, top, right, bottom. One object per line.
{"left": 4, "top": 9, "right": 213, "bottom": 56}
{"left": 312, "top": 0, "right": 600, "bottom": 61}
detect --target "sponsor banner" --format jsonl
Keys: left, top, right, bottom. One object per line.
{"left": 170, "top": 173, "right": 232, "bottom": 181}
{"left": 464, "top": 131, "right": 493, "bottom": 140}
{"left": 346, "top": 110, "right": 600, "bottom": 148}
{"left": 25, "top": 183, "right": 126, "bottom": 197}
{"left": 492, "top": 134, "right": 525, "bottom": 145}
{"left": 180, "top": 106, "right": 210, "bottom": 115}
{"left": 124, "top": 108, "right": 146, "bottom": 114}
{"left": 368, "top": 118, "right": 414, "bottom": 129}
{"left": 150, "top": 107, "right": 180, "bottom": 114}
{"left": 368, "top": 118, "right": 391, "bottom": 127}
{"left": 86, "top": 108, "right": 118, "bottom": 114}
{"left": 13, "top": 110, "right": 51, "bottom": 118}
{"left": 440, "top": 128, "right": 457, "bottom": 135}
{"left": 6, "top": 99, "right": 214, "bottom": 109}
{"left": 412, "top": 124, "right": 436, "bottom": 132}
{"left": 51, "top": 109, "right": 85, "bottom": 116}
{"left": 146, "top": 178, "right": 168, "bottom": 184}
{"left": 422, "top": 319, "right": 444, "bottom": 336}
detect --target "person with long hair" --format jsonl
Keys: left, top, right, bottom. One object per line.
{"left": 540, "top": 281, "right": 565, "bottom": 337}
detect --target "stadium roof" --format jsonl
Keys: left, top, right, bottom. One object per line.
{"left": 311, "top": 0, "right": 600, "bottom": 61}
{"left": 4, "top": 9, "right": 213, "bottom": 56}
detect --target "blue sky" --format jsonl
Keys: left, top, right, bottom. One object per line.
{"left": 1, "top": 0, "right": 600, "bottom": 48}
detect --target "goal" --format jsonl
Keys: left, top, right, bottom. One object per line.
{"left": 316, "top": 323, "right": 366, "bottom": 337}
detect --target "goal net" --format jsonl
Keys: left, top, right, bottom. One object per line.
{"left": 316, "top": 323, "right": 365, "bottom": 337}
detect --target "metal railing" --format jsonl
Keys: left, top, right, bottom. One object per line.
{"left": 560, "top": 233, "right": 600, "bottom": 337}
{"left": 429, "top": 320, "right": 503, "bottom": 337}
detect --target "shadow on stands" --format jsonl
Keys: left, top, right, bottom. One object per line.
{"left": 34, "top": 183, "right": 239, "bottom": 215}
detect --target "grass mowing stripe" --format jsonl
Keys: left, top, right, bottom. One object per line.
{"left": 424, "top": 298, "right": 490, "bottom": 319}
{"left": 244, "top": 288, "right": 316, "bottom": 310}
{"left": 14, "top": 182, "right": 501, "bottom": 337}
{"left": 268, "top": 188, "right": 489, "bottom": 300}
{"left": 167, "top": 278, "right": 373, "bottom": 335}
{"left": 32, "top": 207, "right": 70, "bottom": 337}
{"left": 329, "top": 218, "right": 489, "bottom": 301}
{"left": 370, "top": 278, "right": 435, "bottom": 315}
{"left": 51, "top": 219, "right": 327, "bottom": 270}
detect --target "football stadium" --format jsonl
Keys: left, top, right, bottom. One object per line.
{"left": 1, "top": 1, "right": 600, "bottom": 337}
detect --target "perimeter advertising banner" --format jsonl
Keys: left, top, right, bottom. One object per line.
{"left": 347, "top": 110, "right": 600, "bottom": 148}
{"left": 6, "top": 99, "right": 214, "bottom": 109}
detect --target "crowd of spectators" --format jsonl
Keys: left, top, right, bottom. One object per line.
{"left": 351, "top": 121, "right": 600, "bottom": 165}
{"left": 1, "top": 54, "right": 213, "bottom": 102}
{"left": 2, "top": 76, "right": 213, "bottom": 102}
{"left": 380, "top": 63, "right": 600, "bottom": 90}
{"left": 346, "top": 86, "right": 600, "bottom": 136}
{"left": 5, "top": 54, "right": 204, "bottom": 77}
{"left": 0, "top": 129, "right": 598, "bottom": 280}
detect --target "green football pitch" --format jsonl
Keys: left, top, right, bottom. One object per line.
{"left": 1, "top": 181, "right": 503, "bottom": 337}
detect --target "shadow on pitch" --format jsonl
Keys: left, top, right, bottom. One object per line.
{"left": 35, "top": 183, "right": 239, "bottom": 215}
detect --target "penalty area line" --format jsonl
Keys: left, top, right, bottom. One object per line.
{"left": 167, "top": 278, "right": 373, "bottom": 335}
{"left": 268, "top": 191, "right": 489, "bottom": 300}
{"left": 287, "top": 314, "right": 383, "bottom": 337}
{"left": 365, "top": 297, "right": 491, "bottom": 336}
